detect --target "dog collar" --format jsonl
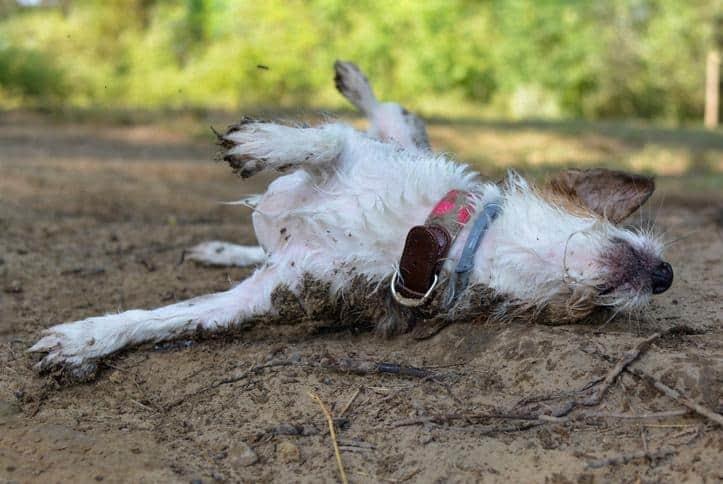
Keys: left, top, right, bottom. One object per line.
{"left": 442, "top": 201, "right": 502, "bottom": 308}
{"left": 391, "top": 190, "right": 477, "bottom": 308}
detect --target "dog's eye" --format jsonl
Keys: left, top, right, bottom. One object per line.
{"left": 401, "top": 108, "right": 409, "bottom": 115}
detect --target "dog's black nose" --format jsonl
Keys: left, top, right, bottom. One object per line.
{"left": 651, "top": 261, "right": 673, "bottom": 294}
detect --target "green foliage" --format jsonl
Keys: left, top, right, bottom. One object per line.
{"left": 0, "top": 0, "right": 718, "bottom": 120}
{"left": 0, "top": 45, "right": 66, "bottom": 103}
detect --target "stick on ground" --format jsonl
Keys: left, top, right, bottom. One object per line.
{"left": 309, "top": 392, "right": 349, "bottom": 484}
{"left": 580, "top": 332, "right": 663, "bottom": 407}
{"left": 586, "top": 448, "right": 676, "bottom": 469}
{"left": 338, "top": 387, "right": 362, "bottom": 417}
{"left": 625, "top": 366, "right": 723, "bottom": 427}
{"left": 586, "top": 343, "right": 723, "bottom": 427}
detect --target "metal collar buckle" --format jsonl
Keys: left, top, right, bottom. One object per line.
{"left": 391, "top": 273, "right": 439, "bottom": 308}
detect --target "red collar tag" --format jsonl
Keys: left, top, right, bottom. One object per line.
{"left": 427, "top": 190, "right": 475, "bottom": 232}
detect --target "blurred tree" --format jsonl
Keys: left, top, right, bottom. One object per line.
{"left": 0, "top": 45, "right": 66, "bottom": 103}
{"left": 0, "top": 0, "right": 718, "bottom": 121}
{"left": 704, "top": 12, "right": 722, "bottom": 127}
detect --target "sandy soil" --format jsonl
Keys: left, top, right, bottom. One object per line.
{"left": 0, "top": 112, "right": 721, "bottom": 483}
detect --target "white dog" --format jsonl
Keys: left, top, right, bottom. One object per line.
{"left": 30, "top": 62, "right": 673, "bottom": 380}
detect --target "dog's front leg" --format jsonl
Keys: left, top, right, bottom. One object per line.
{"left": 29, "top": 266, "right": 283, "bottom": 380}
{"left": 220, "top": 121, "right": 349, "bottom": 178}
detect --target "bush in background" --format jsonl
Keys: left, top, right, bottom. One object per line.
{"left": 0, "top": 0, "right": 717, "bottom": 121}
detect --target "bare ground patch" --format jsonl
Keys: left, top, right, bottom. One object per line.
{"left": 0, "top": 112, "right": 721, "bottom": 483}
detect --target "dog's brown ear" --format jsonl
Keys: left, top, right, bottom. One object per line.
{"left": 548, "top": 168, "right": 655, "bottom": 223}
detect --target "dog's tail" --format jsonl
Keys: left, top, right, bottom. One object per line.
{"left": 334, "top": 60, "right": 379, "bottom": 116}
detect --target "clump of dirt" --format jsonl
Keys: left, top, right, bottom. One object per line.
{"left": 1, "top": 113, "right": 721, "bottom": 483}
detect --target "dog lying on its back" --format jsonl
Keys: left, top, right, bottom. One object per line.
{"left": 30, "top": 61, "right": 673, "bottom": 380}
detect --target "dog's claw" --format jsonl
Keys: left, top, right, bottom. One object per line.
{"left": 219, "top": 122, "right": 270, "bottom": 178}
{"left": 223, "top": 153, "right": 261, "bottom": 178}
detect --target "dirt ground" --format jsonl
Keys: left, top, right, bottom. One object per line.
{"left": 0, "top": 111, "right": 721, "bottom": 483}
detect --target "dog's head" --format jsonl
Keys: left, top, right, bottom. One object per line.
{"left": 477, "top": 169, "right": 670, "bottom": 323}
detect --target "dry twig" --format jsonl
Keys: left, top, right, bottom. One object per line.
{"left": 582, "top": 409, "right": 689, "bottom": 420}
{"left": 320, "top": 356, "right": 432, "bottom": 378}
{"left": 164, "top": 359, "right": 293, "bottom": 410}
{"left": 586, "top": 448, "right": 676, "bottom": 469}
{"left": 640, "top": 426, "right": 648, "bottom": 453}
{"left": 166, "top": 354, "right": 439, "bottom": 411}
{"left": 396, "top": 333, "right": 691, "bottom": 432}
{"left": 338, "top": 386, "right": 362, "bottom": 417}
{"left": 587, "top": 345, "right": 723, "bottom": 427}
{"left": 580, "top": 332, "right": 663, "bottom": 407}
{"left": 309, "top": 392, "right": 348, "bottom": 484}
{"left": 626, "top": 365, "right": 723, "bottom": 427}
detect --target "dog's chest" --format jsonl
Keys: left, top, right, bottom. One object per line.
{"left": 267, "top": 271, "right": 504, "bottom": 337}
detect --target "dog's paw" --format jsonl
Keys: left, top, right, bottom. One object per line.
{"left": 334, "top": 60, "right": 377, "bottom": 114}
{"left": 28, "top": 323, "right": 101, "bottom": 381}
{"left": 215, "top": 119, "right": 341, "bottom": 177}
{"left": 223, "top": 151, "right": 266, "bottom": 179}
{"left": 215, "top": 118, "right": 276, "bottom": 178}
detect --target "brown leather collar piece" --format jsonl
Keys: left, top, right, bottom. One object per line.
{"left": 392, "top": 190, "right": 474, "bottom": 307}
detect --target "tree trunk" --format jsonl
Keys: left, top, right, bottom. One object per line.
{"left": 705, "top": 50, "right": 721, "bottom": 128}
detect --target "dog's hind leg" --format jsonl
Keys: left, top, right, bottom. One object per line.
{"left": 29, "top": 265, "right": 285, "bottom": 380}
{"left": 185, "top": 241, "right": 266, "bottom": 267}
{"left": 219, "top": 121, "right": 349, "bottom": 178}
{"left": 334, "top": 60, "right": 379, "bottom": 116}
{"left": 334, "top": 60, "right": 430, "bottom": 151}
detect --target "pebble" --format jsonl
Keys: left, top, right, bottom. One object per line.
{"left": 4, "top": 280, "right": 23, "bottom": 294}
{"left": 277, "top": 440, "right": 301, "bottom": 463}
{"left": 228, "top": 442, "right": 258, "bottom": 467}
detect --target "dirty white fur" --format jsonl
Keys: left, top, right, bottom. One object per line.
{"left": 333, "top": 59, "right": 378, "bottom": 116}
{"left": 333, "top": 59, "right": 429, "bottom": 151}
{"left": 185, "top": 241, "right": 266, "bottom": 267}
{"left": 29, "top": 268, "right": 281, "bottom": 375}
{"left": 187, "top": 61, "right": 428, "bottom": 269}
{"left": 29, "top": 119, "right": 664, "bottom": 375}
{"left": 477, "top": 175, "right": 662, "bottom": 313}
{"left": 227, "top": 123, "right": 345, "bottom": 172}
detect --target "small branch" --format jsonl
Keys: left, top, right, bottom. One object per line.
{"left": 582, "top": 409, "right": 689, "bottom": 420}
{"left": 508, "top": 334, "right": 664, "bottom": 422}
{"left": 580, "top": 332, "right": 663, "bottom": 407}
{"left": 309, "top": 392, "right": 348, "bottom": 484}
{"left": 626, "top": 366, "right": 723, "bottom": 427}
{"left": 320, "top": 356, "right": 432, "bottom": 378}
{"left": 130, "top": 398, "right": 157, "bottom": 413}
{"left": 338, "top": 387, "right": 362, "bottom": 417}
{"left": 337, "top": 438, "right": 376, "bottom": 450}
{"left": 640, "top": 426, "right": 648, "bottom": 453}
{"left": 164, "top": 359, "right": 292, "bottom": 410}
{"left": 586, "top": 448, "right": 676, "bottom": 469}
{"left": 391, "top": 409, "right": 559, "bottom": 428}
{"left": 532, "top": 409, "right": 690, "bottom": 423}
{"left": 165, "top": 355, "right": 440, "bottom": 411}
{"left": 587, "top": 346, "right": 723, "bottom": 427}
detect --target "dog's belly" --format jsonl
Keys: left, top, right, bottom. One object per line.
{"left": 252, "top": 171, "right": 318, "bottom": 253}
{"left": 252, "top": 168, "right": 415, "bottom": 279}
